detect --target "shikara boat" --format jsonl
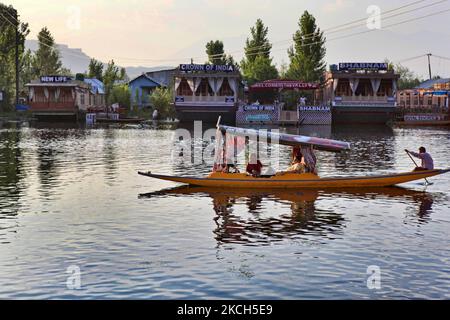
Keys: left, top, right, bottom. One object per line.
{"left": 139, "top": 121, "right": 450, "bottom": 189}
{"left": 138, "top": 170, "right": 449, "bottom": 189}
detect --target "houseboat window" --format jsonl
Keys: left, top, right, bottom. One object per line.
{"left": 378, "top": 79, "right": 393, "bottom": 96}
{"left": 218, "top": 78, "right": 233, "bottom": 96}
{"left": 177, "top": 78, "right": 193, "bottom": 96}
{"left": 81, "top": 93, "right": 85, "bottom": 105}
{"left": 355, "top": 79, "right": 372, "bottom": 96}
{"left": 335, "top": 78, "right": 350, "bottom": 96}
{"left": 195, "top": 78, "right": 214, "bottom": 96}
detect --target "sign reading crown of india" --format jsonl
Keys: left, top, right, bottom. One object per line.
{"left": 179, "top": 64, "right": 237, "bottom": 72}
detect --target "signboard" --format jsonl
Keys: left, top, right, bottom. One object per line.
{"left": 40, "top": 75, "right": 71, "bottom": 83}
{"left": 179, "top": 64, "right": 237, "bottom": 72}
{"left": 339, "top": 62, "right": 388, "bottom": 71}
{"left": 299, "top": 106, "right": 330, "bottom": 111}
{"left": 404, "top": 114, "right": 445, "bottom": 122}
{"left": 243, "top": 105, "right": 275, "bottom": 111}
{"left": 246, "top": 114, "right": 271, "bottom": 122}
{"left": 251, "top": 80, "right": 319, "bottom": 90}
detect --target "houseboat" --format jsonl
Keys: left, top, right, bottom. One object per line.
{"left": 26, "top": 76, "right": 105, "bottom": 121}
{"left": 323, "top": 62, "right": 400, "bottom": 124}
{"left": 173, "top": 63, "right": 241, "bottom": 123}
{"left": 396, "top": 78, "right": 449, "bottom": 126}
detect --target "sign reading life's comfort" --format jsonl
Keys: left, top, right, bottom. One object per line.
{"left": 179, "top": 64, "right": 236, "bottom": 72}
{"left": 339, "top": 62, "right": 388, "bottom": 71}
{"left": 40, "top": 76, "right": 70, "bottom": 83}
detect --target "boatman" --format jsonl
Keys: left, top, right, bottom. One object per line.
{"left": 405, "top": 147, "right": 434, "bottom": 171}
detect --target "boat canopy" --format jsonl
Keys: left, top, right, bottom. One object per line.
{"left": 218, "top": 125, "right": 351, "bottom": 152}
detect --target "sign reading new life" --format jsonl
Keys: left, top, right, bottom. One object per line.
{"left": 40, "top": 76, "right": 71, "bottom": 83}
{"left": 179, "top": 64, "right": 237, "bottom": 72}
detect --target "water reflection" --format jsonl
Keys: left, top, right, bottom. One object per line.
{"left": 0, "top": 129, "right": 24, "bottom": 220}
{"left": 139, "top": 186, "right": 438, "bottom": 246}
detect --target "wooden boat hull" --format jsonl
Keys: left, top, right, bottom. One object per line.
{"left": 138, "top": 169, "right": 450, "bottom": 189}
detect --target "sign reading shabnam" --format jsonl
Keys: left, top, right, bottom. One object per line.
{"left": 339, "top": 62, "right": 388, "bottom": 71}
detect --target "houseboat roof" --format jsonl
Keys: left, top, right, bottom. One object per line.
{"left": 415, "top": 78, "right": 450, "bottom": 89}
{"left": 328, "top": 70, "right": 399, "bottom": 79}
{"left": 25, "top": 79, "right": 89, "bottom": 88}
{"left": 128, "top": 74, "right": 164, "bottom": 87}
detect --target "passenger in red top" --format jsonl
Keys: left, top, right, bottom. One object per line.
{"left": 246, "top": 153, "right": 263, "bottom": 177}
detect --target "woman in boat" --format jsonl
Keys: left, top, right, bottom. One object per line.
{"left": 276, "top": 154, "right": 306, "bottom": 176}
{"left": 292, "top": 146, "right": 317, "bottom": 174}
{"left": 246, "top": 153, "right": 263, "bottom": 177}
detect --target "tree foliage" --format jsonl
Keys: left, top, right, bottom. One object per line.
{"left": 243, "top": 19, "right": 272, "bottom": 63}
{"left": 206, "top": 40, "right": 226, "bottom": 64}
{"left": 241, "top": 19, "right": 278, "bottom": 85}
{"left": 395, "top": 63, "right": 423, "bottom": 90}
{"left": 32, "top": 27, "right": 64, "bottom": 76}
{"left": 0, "top": 4, "right": 30, "bottom": 110}
{"left": 287, "top": 11, "right": 326, "bottom": 82}
{"left": 385, "top": 59, "right": 423, "bottom": 90}
{"left": 150, "top": 87, "right": 175, "bottom": 119}
{"left": 102, "top": 60, "right": 127, "bottom": 103}
{"left": 87, "top": 58, "right": 103, "bottom": 81}
{"left": 108, "top": 84, "right": 131, "bottom": 109}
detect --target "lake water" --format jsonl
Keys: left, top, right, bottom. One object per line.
{"left": 0, "top": 121, "right": 449, "bottom": 299}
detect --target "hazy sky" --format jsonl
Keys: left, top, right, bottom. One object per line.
{"left": 5, "top": 0, "right": 450, "bottom": 77}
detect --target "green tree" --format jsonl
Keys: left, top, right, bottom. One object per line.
{"left": 385, "top": 59, "right": 422, "bottom": 90}
{"left": 32, "top": 27, "right": 65, "bottom": 76}
{"left": 108, "top": 84, "right": 131, "bottom": 109}
{"left": 19, "top": 49, "right": 34, "bottom": 89}
{"left": 287, "top": 11, "right": 326, "bottom": 82}
{"left": 206, "top": 40, "right": 226, "bottom": 64}
{"left": 240, "top": 19, "right": 278, "bottom": 85}
{"left": 242, "top": 55, "right": 278, "bottom": 85}
{"left": 243, "top": 19, "right": 272, "bottom": 63}
{"left": 395, "top": 64, "right": 422, "bottom": 90}
{"left": 87, "top": 58, "right": 103, "bottom": 81}
{"left": 103, "top": 60, "right": 127, "bottom": 103}
{"left": 150, "top": 87, "right": 175, "bottom": 119}
{"left": 0, "top": 4, "right": 30, "bottom": 110}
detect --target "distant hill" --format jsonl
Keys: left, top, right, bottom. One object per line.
{"left": 25, "top": 40, "right": 173, "bottom": 79}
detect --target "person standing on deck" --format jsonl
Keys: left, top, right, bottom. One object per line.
{"left": 405, "top": 147, "right": 434, "bottom": 171}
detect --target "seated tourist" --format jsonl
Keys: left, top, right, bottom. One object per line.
{"left": 246, "top": 154, "right": 263, "bottom": 177}
{"left": 276, "top": 154, "right": 306, "bottom": 176}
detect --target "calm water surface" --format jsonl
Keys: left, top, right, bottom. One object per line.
{"left": 0, "top": 121, "right": 449, "bottom": 299}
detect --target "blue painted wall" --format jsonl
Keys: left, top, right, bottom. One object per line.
{"left": 129, "top": 75, "right": 161, "bottom": 108}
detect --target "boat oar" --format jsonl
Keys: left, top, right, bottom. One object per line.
{"left": 405, "top": 150, "right": 431, "bottom": 185}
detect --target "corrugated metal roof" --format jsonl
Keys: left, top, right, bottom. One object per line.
{"left": 415, "top": 78, "right": 450, "bottom": 89}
